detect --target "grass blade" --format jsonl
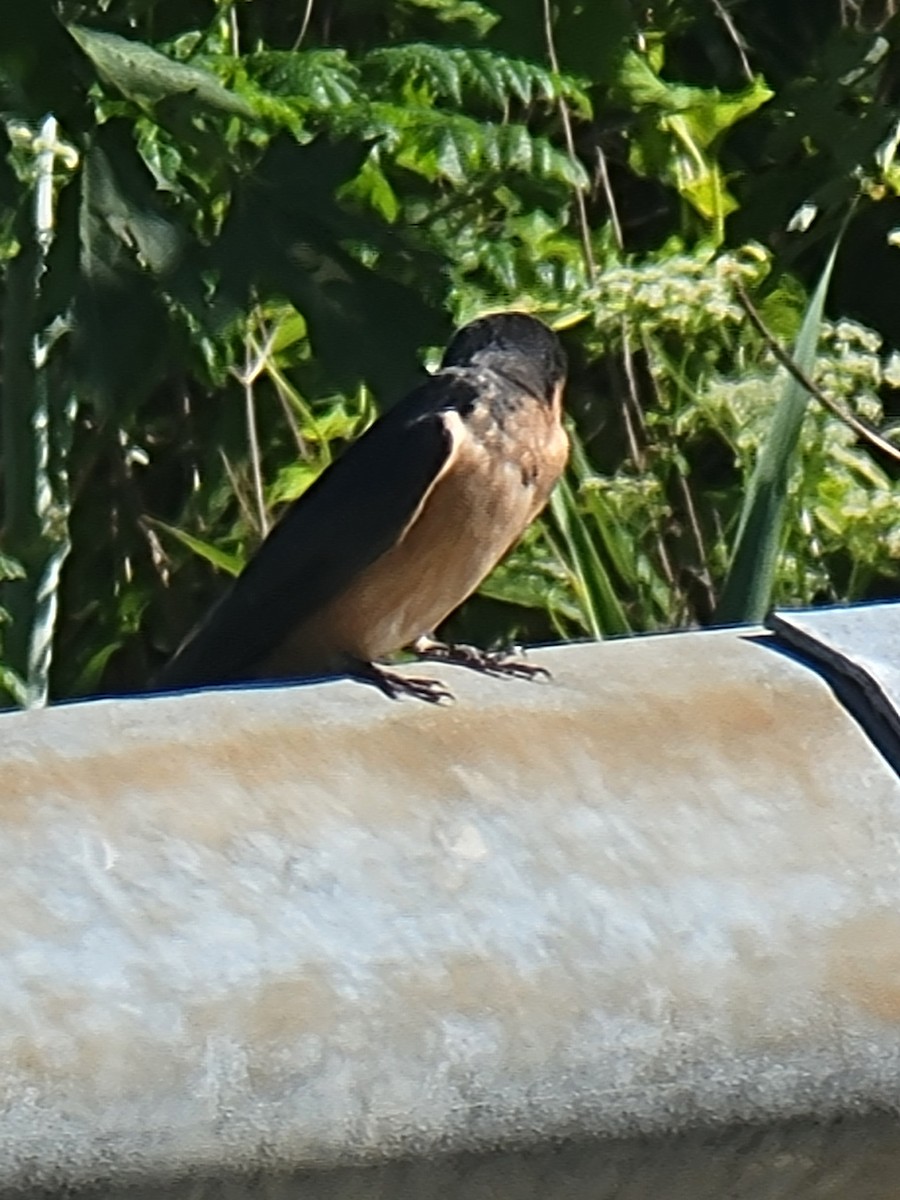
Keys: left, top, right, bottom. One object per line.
{"left": 547, "top": 474, "right": 631, "bottom": 638}
{"left": 714, "top": 238, "right": 841, "bottom": 625}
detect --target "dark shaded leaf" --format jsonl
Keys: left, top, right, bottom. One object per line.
{"left": 72, "top": 122, "right": 179, "bottom": 410}
{"left": 214, "top": 135, "right": 450, "bottom": 402}
{"left": 68, "top": 25, "right": 256, "bottom": 117}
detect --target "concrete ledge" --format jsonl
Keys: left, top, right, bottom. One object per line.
{"left": 2, "top": 630, "right": 900, "bottom": 1197}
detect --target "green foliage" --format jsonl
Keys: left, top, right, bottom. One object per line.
{"left": 514, "top": 247, "right": 899, "bottom": 637}
{"left": 613, "top": 49, "right": 774, "bottom": 238}
{"left": 0, "top": 0, "right": 898, "bottom": 706}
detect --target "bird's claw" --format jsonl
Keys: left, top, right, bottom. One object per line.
{"left": 413, "top": 638, "right": 551, "bottom": 682}
{"left": 355, "top": 662, "right": 455, "bottom": 704}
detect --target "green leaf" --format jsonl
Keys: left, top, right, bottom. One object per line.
{"left": 246, "top": 49, "right": 359, "bottom": 109}
{"left": 348, "top": 157, "right": 400, "bottom": 222}
{"left": 0, "top": 551, "right": 26, "bottom": 582}
{"left": 363, "top": 44, "right": 591, "bottom": 117}
{"left": 266, "top": 462, "right": 321, "bottom": 506}
{"left": 400, "top": 0, "right": 500, "bottom": 36}
{"left": 0, "top": 663, "right": 28, "bottom": 709}
{"left": 72, "top": 122, "right": 182, "bottom": 411}
{"left": 70, "top": 640, "right": 124, "bottom": 694}
{"left": 268, "top": 309, "right": 308, "bottom": 355}
{"left": 68, "top": 25, "right": 256, "bottom": 117}
{"left": 480, "top": 552, "right": 584, "bottom": 623}
{"left": 149, "top": 519, "right": 245, "bottom": 577}
{"left": 617, "top": 52, "right": 773, "bottom": 142}
{"left": 617, "top": 51, "right": 773, "bottom": 229}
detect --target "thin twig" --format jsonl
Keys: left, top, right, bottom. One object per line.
{"left": 596, "top": 142, "right": 647, "bottom": 464}
{"left": 242, "top": 339, "right": 269, "bottom": 536}
{"left": 137, "top": 517, "right": 171, "bottom": 587}
{"left": 228, "top": 3, "right": 240, "bottom": 56}
{"left": 245, "top": 318, "right": 308, "bottom": 458}
{"left": 709, "top": 0, "right": 753, "bottom": 84}
{"left": 272, "top": 376, "right": 308, "bottom": 458}
{"left": 675, "top": 473, "right": 716, "bottom": 614}
{"left": 619, "top": 331, "right": 648, "bottom": 467}
{"left": 595, "top": 144, "right": 623, "bottom": 252}
{"left": 229, "top": 313, "right": 284, "bottom": 535}
{"left": 736, "top": 283, "right": 900, "bottom": 464}
{"left": 219, "top": 449, "right": 259, "bottom": 537}
{"left": 542, "top": 0, "right": 596, "bottom": 285}
{"left": 292, "top": 0, "right": 316, "bottom": 51}
{"left": 636, "top": 337, "right": 715, "bottom": 608}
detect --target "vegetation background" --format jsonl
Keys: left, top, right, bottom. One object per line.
{"left": 0, "top": 0, "right": 898, "bottom": 707}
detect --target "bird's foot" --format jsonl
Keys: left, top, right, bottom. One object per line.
{"left": 412, "top": 637, "right": 550, "bottom": 682}
{"left": 352, "top": 660, "right": 455, "bottom": 705}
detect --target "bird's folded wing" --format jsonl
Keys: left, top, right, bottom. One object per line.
{"left": 152, "top": 374, "right": 469, "bottom": 690}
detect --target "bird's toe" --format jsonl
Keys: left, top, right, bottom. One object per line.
{"left": 413, "top": 637, "right": 550, "bottom": 682}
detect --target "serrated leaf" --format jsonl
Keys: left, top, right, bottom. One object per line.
{"left": 247, "top": 49, "right": 359, "bottom": 109}
{"left": 467, "top": 50, "right": 510, "bottom": 107}
{"left": 364, "top": 44, "right": 590, "bottom": 118}
{"left": 497, "top": 124, "right": 532, "bottom": 171}
{"left": 347, "top": 157, "right": 400, "bottom": 222}
{"left": 487, "top": 240, "right": 518, "bottom": 291}
{"left": 497, "top": 57, "right": 532, "bottom": 105}
{"left": 437, "top": 128, "right": 467, "bottom": 183}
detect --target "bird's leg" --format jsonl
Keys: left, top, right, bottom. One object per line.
{"left": 348, "top": 659, "right": 455, "bottom": 704}
{"left": 412, "top": 635, "right": 551, "bottom": 681}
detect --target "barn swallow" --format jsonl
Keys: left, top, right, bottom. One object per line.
{"left": 153, "top": 312, "right": 569, "bottom": 702}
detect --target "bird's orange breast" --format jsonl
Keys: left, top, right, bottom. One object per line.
{"left": 258, "top": 391, "right": 568, "bottom": 676}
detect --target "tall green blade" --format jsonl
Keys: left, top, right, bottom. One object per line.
{"left": 714, "top": 240, "right": 840, "bottom": 625}
{"left": 547, "top": 474, "right": 631, "bottom": 639}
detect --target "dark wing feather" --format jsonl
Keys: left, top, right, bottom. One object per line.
{"left": 153, "top": 371, "right": 475, "bottom": 690}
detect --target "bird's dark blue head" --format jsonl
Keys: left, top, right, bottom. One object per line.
{"left": 441, "top": 312, "right": 567, "bottom": 404}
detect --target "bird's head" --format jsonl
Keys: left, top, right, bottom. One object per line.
{"left": 441, "top": 312, "right": 567, "bottom": 408}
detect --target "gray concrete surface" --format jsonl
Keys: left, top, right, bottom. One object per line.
{"left": 1, "top": 628, "right": 900, "bottom": 1197}
{"left": 769, "top": 601, "right": 900, "bottom": 770}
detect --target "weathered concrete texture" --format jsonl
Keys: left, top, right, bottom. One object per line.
{"left": 1, "top": 630, "right": 900, "bottom": 1198}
